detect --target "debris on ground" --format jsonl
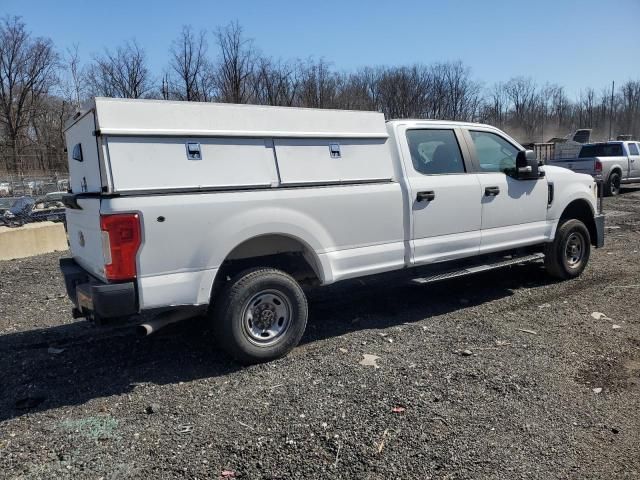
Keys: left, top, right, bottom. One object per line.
{"left": 516, "top": 328, "right": 538, "bottom": 335}
{"left": 359, "top": 354, "right": 380, "bottom": 368}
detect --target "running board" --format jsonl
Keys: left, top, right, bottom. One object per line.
{"left": 410, "top": 252, "right": 545, "bottom": 285}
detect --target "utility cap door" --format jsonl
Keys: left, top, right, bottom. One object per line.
{"left": 65, "top": 112, "right": 104, "bottom": 193}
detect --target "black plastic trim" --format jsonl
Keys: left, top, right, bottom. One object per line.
{"left": 59, "top": 258, "right": 138, "bottom": 319}
{"left": 64, "top": 179, "right": 395, "bottom": 199}
{"left": 594, "top": 213, "right": 605, "bottom": 248}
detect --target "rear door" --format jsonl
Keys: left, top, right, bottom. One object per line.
{"left": 399, "top": 126, "right": 482, "bottom": 264}
{"left": 64, "top": 111, "right": 103, "bottom": 194}
{"left": 463, "top": 129, "right": 548, "bottom": 253}
{"left": 64, "top": 111, "right": 107, "bottom": 280}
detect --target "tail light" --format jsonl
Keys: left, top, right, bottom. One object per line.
{"left": 595, "top": 160, "right": 603, "bottom": 174}
{"left": 100, "top": 213, "right": 141, "bottom": 281}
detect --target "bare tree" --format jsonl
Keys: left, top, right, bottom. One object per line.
{"left": 439, "top": 61, "right": 481, "bottom": 121}
{"left": 0, "top": 16, "right": 58, "bottom": 173}
{"left": 86, "top": 40, "right": 152, "bottom": 99}
{"left": 545, "top": 84, "right": 570, "bottom": 133}
{"left": 215, "top": 21, "right": 256, "bottom": 104}
{"left": 251, "top": 58, "right": 298, "bottom": 106}
{"left": 167, "top": 26, "right": 214, "bottom": 101}
{"left": 58, "top": 43, "right": 86, "bottom": 108}
{"left": 483, "top": 82, "right": 508, "bottom": 128}
{"left": 618, "top": 80, "right": 640, "bottom": 138}
{"left": 374, "top": 65, "right": 431, "bottom": 118}
{"left": 294, "top": 58, "right": 344, "bottom": 109}
{"left": 504, "top": 77, "right": 542, "bottom": 140}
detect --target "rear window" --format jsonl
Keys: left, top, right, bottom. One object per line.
{"left": 579, "top": 144, "right": 623, "bottom": 157}
{"left": 629, "top": 143, "right": 639, "bottom": 155}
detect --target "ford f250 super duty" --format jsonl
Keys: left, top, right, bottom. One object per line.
{"left": 59, "top": 98, "right": 605, "bottom": 363}
{"left": 549, "top": 140, "right": 640, "bottom": 196}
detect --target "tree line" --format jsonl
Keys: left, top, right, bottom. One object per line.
{"left": 1, "top": 15, "right": 639, "bottom": 175}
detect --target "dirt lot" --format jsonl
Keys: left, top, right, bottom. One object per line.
{"left": 1, "top": 190, "right": 639, "bottom": 480}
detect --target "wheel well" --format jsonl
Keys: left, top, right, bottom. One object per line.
{"left": 560, "top": 199, "right": 597, "bottom": 245}
{"left": 212, "top": 235, "right": 322, "bottom": 300}
{"left": 608, "top": 167, "right": 622, "bottom": 180}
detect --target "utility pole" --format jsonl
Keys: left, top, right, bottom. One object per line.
{"left": 609, "top": 80, "right": 615, "bottom": 140}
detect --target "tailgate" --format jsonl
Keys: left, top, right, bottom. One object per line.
{"left": 65, "top": 111, "right": 104, "bottom": 193}
{"left": 65, "top": 198, "right": 106, "bottom": 281}
{"left": 550, "top": 157, "right": 595, "bottom": 175}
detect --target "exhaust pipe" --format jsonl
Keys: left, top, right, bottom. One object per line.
{"left": 137, "top": 309, "right": 198, "bottom": 337}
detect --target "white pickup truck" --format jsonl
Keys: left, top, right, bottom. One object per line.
{"left": 60, "top": 98, "right": 604, "bottom": 363}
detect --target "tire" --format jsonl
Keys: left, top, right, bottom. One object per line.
{"left": 211, "top": 267, "right": 308, "bottom": 364}
{"left": 544, "top": 219, "right": 591, "bottom": 280}
{"left": 604, "top": 171, "right": 621, "bottom": 196}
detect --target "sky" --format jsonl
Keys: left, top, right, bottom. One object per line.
{"left": 2, "top": 0, "right": 639, "bottom": 98}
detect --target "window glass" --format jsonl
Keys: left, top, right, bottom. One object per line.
{"left": 579, "top": 143, "right": 623, "bottom": 157}
{"left": 470, "top": 130, "right": 519, "bottom": 173}
{"left": 405, "top": 129, "right": 465, "bottom": 175}
{"left": 628, "top": 143, "right": 639, "bottom": 155}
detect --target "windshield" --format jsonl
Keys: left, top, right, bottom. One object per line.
{"left": 579, "top": 143, "right": 623, "bottom": 157}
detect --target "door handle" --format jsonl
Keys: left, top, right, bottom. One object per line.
{"left": 485, "top": 186, "right": 500, "bottom": 196}
{"left": 416, "top": 190, "right": 435, "bottom": 202}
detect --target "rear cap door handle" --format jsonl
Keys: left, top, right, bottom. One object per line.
{"left": 416, "top": 191, "right": 435, "bottom": 202}
{"left": 485, "top": 186, "right": 500, "bottom": 196}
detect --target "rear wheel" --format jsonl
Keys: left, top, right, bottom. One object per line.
{"left": 211, "top": 267, "right": 308, "bottom": 364}
{"left": 604, "top": 171, "right": 621, "bottom": 196}
{"left": 544, "top": 219, "right": 591, "bottom": 279}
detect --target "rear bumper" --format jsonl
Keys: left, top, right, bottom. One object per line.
{"left": 59, "top": 258, "right": 138, "bottom": 320}
{"left": 594, "top": 213, "right": 605, "bottom": 248}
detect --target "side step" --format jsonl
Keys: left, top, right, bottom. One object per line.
{"left": 410, "top": 252, "right": 545, "bottom": 285}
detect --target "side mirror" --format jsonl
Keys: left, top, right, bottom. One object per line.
{"left": 515, "top": 150, "right": 542, "bottom": 179}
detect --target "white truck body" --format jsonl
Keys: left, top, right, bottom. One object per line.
{"left": 60, "top": 98, "right": 604, "bottom": 362}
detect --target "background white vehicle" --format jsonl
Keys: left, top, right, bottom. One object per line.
{"left": 59, "top": 98, "right": 604, "bottom": 363}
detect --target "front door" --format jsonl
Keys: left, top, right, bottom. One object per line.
{"left": 628, "top": 142, "right": 640, "bottom": 178}
{"left": 464, "top": 129, "right": 549, "bottom": 254}
{"left": 400, "top": 127, "right": 482, "bottom": 265}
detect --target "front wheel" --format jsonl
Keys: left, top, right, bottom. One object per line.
{"left": 544, "top": 219, "right": 591, "bottom": 279}
{"left": 210, "top": 267, "right": 308, "bottom": 364}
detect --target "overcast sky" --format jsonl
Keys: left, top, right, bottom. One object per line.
{"left": 3, "top": 0, "right": 639, "bottom": 98}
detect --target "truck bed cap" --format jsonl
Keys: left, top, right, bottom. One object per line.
{"left": 67, "top": 97, "right": 388, "bottom": 139}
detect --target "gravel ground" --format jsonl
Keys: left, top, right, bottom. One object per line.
{"left": 1, "top": 190, "right": 640, "bottom": 479}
